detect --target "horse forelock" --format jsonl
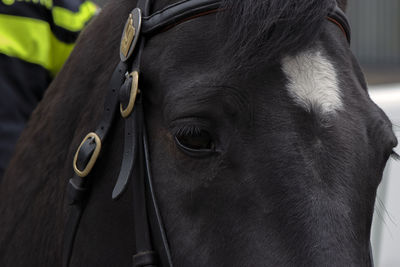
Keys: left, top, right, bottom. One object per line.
{"left": 218, "top": 0, "right": 336, "bottom": 67}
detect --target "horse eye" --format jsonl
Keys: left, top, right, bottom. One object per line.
{"left": 174, "top": 130, "right": 215, "bottom": 156}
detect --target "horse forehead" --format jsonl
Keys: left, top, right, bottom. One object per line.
{"left": 282, "top": 49, "right": 343, "bottom": 115}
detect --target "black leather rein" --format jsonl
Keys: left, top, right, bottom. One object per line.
{"left": 63, "top": 1, "right": 355, "bottom": 267}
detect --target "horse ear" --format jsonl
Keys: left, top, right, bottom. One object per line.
{"left": 336, "top": 0, "right": 348, "bottom": 11}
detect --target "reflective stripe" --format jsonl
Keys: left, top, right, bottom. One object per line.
{"left": 0, "top": 14, "right": 74, "bottom": 76}
{"left": 52, "top": 1, "right": 98, "bottom": 32}
{"left": 1, "top": 0, "right": 54, "bottom": 10}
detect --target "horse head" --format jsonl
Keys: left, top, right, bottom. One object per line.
{"left": 140, "top": 0, "right": 397, "bottom": 265}
{"left": 0, "top": 0, "right": 397, "bottom": 266}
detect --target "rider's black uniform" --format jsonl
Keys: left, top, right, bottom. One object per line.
{"left": 0, "top": 0, "right": 98, "bottom": 179}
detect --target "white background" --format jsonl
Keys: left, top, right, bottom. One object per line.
{"left": 370, "top": 84, "right": 400, "bottom": 267}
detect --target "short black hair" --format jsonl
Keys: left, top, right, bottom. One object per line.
{"left": 219, "top": 0, "right": 336, "bottom": 67}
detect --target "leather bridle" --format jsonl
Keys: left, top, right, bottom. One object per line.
{"left": 63, "top": 1, "right": 369, "bottom": 267}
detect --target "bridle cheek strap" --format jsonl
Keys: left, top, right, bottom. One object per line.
{"left": 117, "top": 0, "right": 174, "bottom": 266}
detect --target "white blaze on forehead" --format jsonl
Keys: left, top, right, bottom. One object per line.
{"left": 282, "top": 50, "right": 343, "bottom": 114}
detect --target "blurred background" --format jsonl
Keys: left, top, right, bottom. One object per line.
{"left": 92, "top": 0, "right": 399, "bottom": 266}
{"left": 347, "top": 0, "right": 400, "bottom": 85}
{"left": 347, "top": 1, "right": 400, "bottom": 267}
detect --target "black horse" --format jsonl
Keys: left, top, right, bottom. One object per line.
{"left": 0, "top": 0, "right": 397, "bottom": 266}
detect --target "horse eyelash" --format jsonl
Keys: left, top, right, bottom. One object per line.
{"left": 172, "top": 125, "right": 203, "bottom": 137}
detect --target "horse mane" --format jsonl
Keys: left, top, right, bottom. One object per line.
{"left": 219, "top": 0, "right": 337, "bottom": 67}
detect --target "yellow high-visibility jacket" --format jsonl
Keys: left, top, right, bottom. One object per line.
{"left": 0, "top": 0, "right": 98, "bottom": 178}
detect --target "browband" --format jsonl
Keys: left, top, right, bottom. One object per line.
{"left": 142, "top": 0, "right": 221, "bottom": 35}
{"left": 140, "top": 0, "right": 351, "bottom": 44}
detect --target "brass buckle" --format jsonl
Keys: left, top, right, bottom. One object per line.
{"left": 120, "top": 71, "right": 139, "bottom": 118}
{"left": 120, "top": 8, "right": 142, "bottom": 62}
{"left": 73, "top": 132, "right": 102, "bottom": 177}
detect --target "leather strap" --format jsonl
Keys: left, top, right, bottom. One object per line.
{"left": 133, "top": 251, "right": 158, "bottom": 267}
{"left": 143, "top": 126, "right": 174, "bottom": 266}
{"left": 95, "top": 61, "right": 129, "bottom": 140}
{"left": 112, "top": 82, "right": 139, "bottom": 199}
{"left": 131, "top": 96, "right": 158, "bottom": 266}
{"left": 111, "top": 1, "right": 170, "bottom": 267}
{"left": 142, "top": 0, "right": 221, "bottom": 36}
{"left": 62, "top": 177, "right": 86, "bottom": 267}
{"left": 62, "top": 61, "right": 127, "bottom": 267}
{"left": 112, "top": 0, "right": 149, "bottom": 199}
{"left": 140, "top": 1, "right": 351, "bottom": 46}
